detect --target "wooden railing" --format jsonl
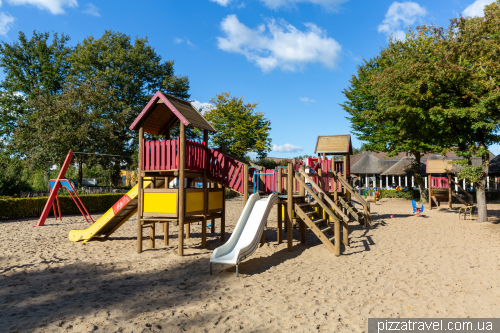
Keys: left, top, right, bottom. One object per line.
{"left": 143, "top": 139, "right": 206, "bottom": 171}
{"left": 432, "top": 177, "right": 448, "bottom": 189}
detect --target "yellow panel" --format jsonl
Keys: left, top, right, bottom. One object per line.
{"left": 281, "top": 205, "right": 297, "bottom": 218}
{"left": 187, "top": 192, "right": 204, "bottom": 213}
{"left": 144, "top": 192, "right": 177, "bottom": 213}
{"left": 209, "top": 191, "right": 223, "bottom": 210}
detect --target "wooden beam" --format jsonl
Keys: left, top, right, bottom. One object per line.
{"left": 243, "top": 164, "right": 249, "bottom": 208}
{"left": 298, "top": 170, "right": 348, "bottom": 222}
{"left": 178, "top": 122, "right": 186, "bottom": 256}
{"left": 299, "top": 166, "right": 306, "bottom": 244}
{"left": 202, "top": 130, "right": 208, "bottom": 249}
{"left": 137, "top": 125, "right": 144, "bottom": 254}
{"left": 287, "top": 163, "right": 293, "bottom": 252}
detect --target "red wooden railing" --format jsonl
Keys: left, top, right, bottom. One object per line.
{"left": 143, "top": 139, "right": 206, "bottom": 171}
{"left": 432, "top": 177, "right": 448, "bottom": 189}
{"left": 142, "top": 140, "right": 348, "bottom": 195}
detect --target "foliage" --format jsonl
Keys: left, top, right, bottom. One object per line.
{"left": 253, "top": 158, "right": 278, "bottom": 169}
{"left": 378, "top": 189, "right": 418, "bottom": 200}
{"left": 204, "top": 92, "right": 271, "bottom": 159}
{"left": 0, "top": 193, "right": 124, "bottom": 220}
{"left": 0, "top": 30, "right": 191, "bottom": 188}
{"left": 0, "top": 155, "right": 31, "bottom": 196}
{"left": 0, "top": 31, "right": 73, "bottom": 180}
{"left": 68, "top": 30, "right": 191, "bottom": 176}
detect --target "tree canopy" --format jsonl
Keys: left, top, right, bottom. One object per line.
{"left": 0, "top": 30, "right": 190, "bottom": 190}
{"left": 342, "top": 1, "right": 500, "bottom": 221}
{"left": 204, "top": 92, "right": 272, "bottom": 159}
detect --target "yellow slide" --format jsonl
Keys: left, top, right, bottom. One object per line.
{"left": 69, "top": 178, "right": 161, "bottom": 243}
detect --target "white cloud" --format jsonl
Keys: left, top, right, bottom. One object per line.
{"left": 174, "top": 37, "right": 194, "bottom": 46}
{"left": 210, "top": 0, "right": 232, "bottom": 5}
{"left": 463, "top": 0, "right": 495, "bottom": 17}
{"left": 210, "top": 0, "right": 347, "bottom": 10}
{"left": 378, "top": 1, "right": 427, "bottom": 40}
{"left": 261, "top": 0, "right": 348, "bottom": 11}
{"left": 0, "top": 12, "right": 14, "bottom": 36}
{"left": 247, "top": 151, "right": 258, "bottom": 156}
{"left": 191, "top": 100, "right": 214, "bottom": 114}
{"left": 272, "top": 143, "right": 303, "bottom": 153}
{"left": 6, "top": 0, "right": 78, "bottom": 14}
{"left": 217, "top": 15, "right": 341, "bottom": 72}
{"left": 300, "top": 97, "right": 316, "bottom": 103}
{"left": 82, "top": 2, "right": 99, "bottom": 16}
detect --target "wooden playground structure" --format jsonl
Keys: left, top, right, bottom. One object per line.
{"left": 126, "top": 92, "right": 372, "bottom": 256}
{"left": 426, "top": 159, "right": 474, "bottom": 210}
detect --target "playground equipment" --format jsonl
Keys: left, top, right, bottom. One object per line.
{"left": 49, "top": 178, "right": 94, "bottom": 224}
{"left": 35, "top": 150, "right": 94, "bottom": 227}
{"left": 68, "top": 91, "right": 371, "bottom": 259}
{"left": 210, "top": 193, "right": 278, "bottom": 277}
{"left": 426, "top": 158, "right": 474, "bottom": 209}
{"left": 412, "top": 200, "right": 424, "bottom": 217}
{"left": 458, "top": 206, "right": 477, "bottom": 220}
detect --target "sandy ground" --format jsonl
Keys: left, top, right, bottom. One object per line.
{"left": 1, "top": 197, "right": 500, "bottom": 333}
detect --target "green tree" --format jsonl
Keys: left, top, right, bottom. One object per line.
{"left": 342, "top": 48, "right": 439, "bottom": 201}
{"left": 342, "top": 1, "right": 500, "bottom": 220}
{"left": 204, "top": 93, "right": 271, "bottom": 159}
{"left": 420, "top": 2, "right": 500, "bottom": 222}
{"left": 68, "top": 30, "right": 191, "bottom": 175}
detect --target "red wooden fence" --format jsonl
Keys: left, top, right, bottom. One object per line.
{"left": 431, "top": 177, "right": 448, "bottom": 189}
{"left": 142, "top": 140, "right": 348, "bottom": 195}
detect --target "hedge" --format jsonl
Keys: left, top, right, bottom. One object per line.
{"left": 378, "top": 189, "right": 419, "bottom": 200}
{"left": 0, "top": 193, "right": 125, "bottom": 220}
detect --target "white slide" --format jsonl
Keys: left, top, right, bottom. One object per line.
{"left": 210, "top": 193, "right": 279, "bottom": 277}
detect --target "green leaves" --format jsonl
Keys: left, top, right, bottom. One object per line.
{"left": 204, "top": 92, "right": 272, "bottom": 159}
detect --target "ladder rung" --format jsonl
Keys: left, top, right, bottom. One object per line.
{"left": 312, "top": 218, "right": 326, "bottom": 225}
{"left": 304, "top": 210, "right": 316, "bottom": 215}
{"left": 320, "top": 226, "right": 332, "bottom": 234}
{"left": 297, "top": 203, "right": 310, "bottom": 207}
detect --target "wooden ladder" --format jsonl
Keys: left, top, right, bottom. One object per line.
{"left": 294, "top": 202, "right": 340, "bottom": 255}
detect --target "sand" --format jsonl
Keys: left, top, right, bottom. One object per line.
{"left": 1, "top": 197, "right": 500, "bottom": 332}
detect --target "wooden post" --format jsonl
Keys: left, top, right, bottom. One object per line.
{"left": 343, "top": 155, "right": 347, "bottom": 195}
{"left": 137, "top": 125, "right": 144, "bottom": 253}
{"left": 428, "top": 174, "right": 432, "bottom": 210}
{"left": 299, "top": 166, "right": 305, "bottom": 244}
{"left": 287, "top": 162, "right": 293, "bottom": 252}
{"left": 258, "top": 166, "right": 264, "bottom": 194}
{"left": 202, "top": 130, "right": 208, "bottom": 248}
{"left": 150, "top": 223, "right": 155, "bottom": 249}
{"left": 277, "top": 203, "right": 282, "bottom": 244}
{"left": 243, "top": 164, "right": 249, "bottom": 207}
{"left": 335, "top": 212, "right": 341, "bottom": 256}
{"left": 448, "top": 174, "right": 452, "bottom": 209}
{"left": 277, "top": 167, "right": 282, "bottom": 195}
{"left": 221, "top": 185, "right": 226, "bottom": 242}
{"left": 164, "top": 222, "right": 169, "bottom": 246}
{"left": 178, "top": 122, "right": 186, "bottom": 256}
{"left": 318, "top": 167, "right": 324, "bottom": 221}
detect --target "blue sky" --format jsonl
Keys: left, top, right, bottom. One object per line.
{"left": 0, "top": 0, "right": 498, "bottom": 157}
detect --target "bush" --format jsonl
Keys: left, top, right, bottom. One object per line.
{"left": 379, "top": 189, "right": 418, "bottom": 200}
{"left": 0, "top": 193, "right": 125, "bottom": 220}
{"left": 253, "top": 158, "right": 278, "bottom": 170}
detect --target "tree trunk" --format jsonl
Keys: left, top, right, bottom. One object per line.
{"left": 412, "top": 152, "right": 428, "bottom": 202}
{"left": 44, "top": 164, "right": 50, "bottom": 191}
{"left": 78, "top": 158, "right": 83, "bottom": 189}
{"left": 476, "top": 150, "right": 489, "bottom": 222}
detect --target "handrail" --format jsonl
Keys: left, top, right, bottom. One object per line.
{"left": 294, "top": 173, "right": 339, "bottom": 222}
{"left": 335, "top": 172, "right": 369, "bottom": 207}
{"left": 298, "top": 170, "right": 349, "bottom": 222}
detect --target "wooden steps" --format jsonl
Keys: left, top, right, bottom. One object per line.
{"left": 294, "top": 202, "right": 339, "bottom": 255}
